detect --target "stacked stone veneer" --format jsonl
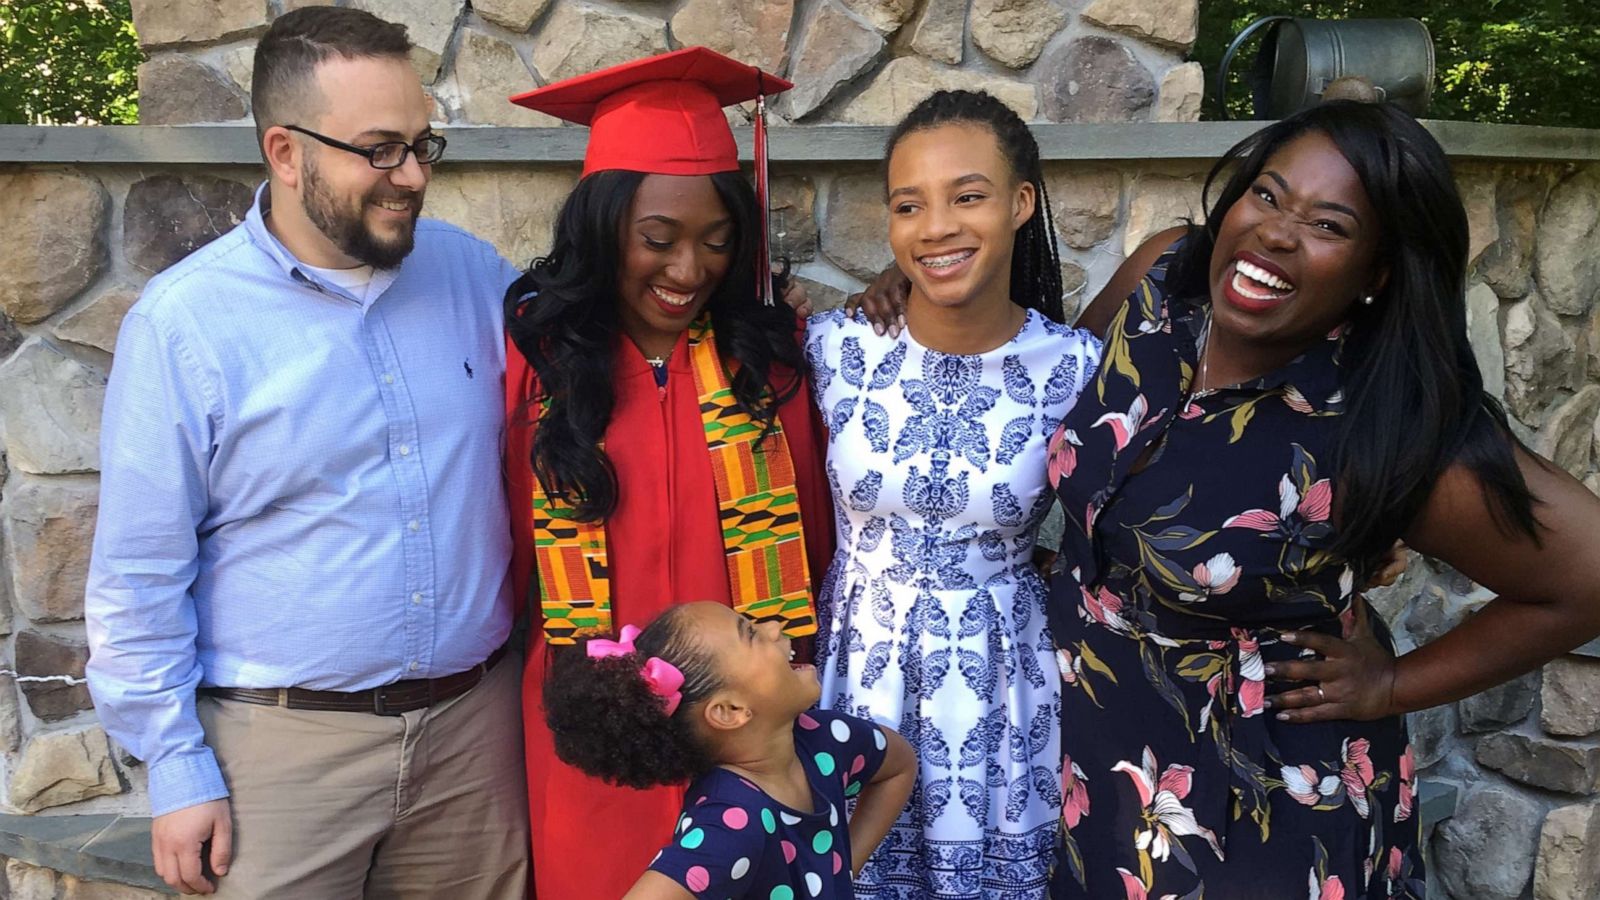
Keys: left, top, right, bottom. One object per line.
{"left": 0, "top": 1, "right": 1596, "bottom": 898}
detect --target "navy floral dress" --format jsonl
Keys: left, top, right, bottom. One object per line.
{"left": 1045, "top": 241, "right": 1423, "bottom": 900}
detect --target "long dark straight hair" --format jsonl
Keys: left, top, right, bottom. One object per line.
{"left": 1168, "top": 101, "right": 1540, "bottom": 575}
{"left": 504, "top": 170, "right": 806, "bottom": 522}
{"left": 883, "top": 89, "right": 1067, "bottom": 323}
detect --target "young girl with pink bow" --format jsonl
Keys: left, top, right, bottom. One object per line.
{"left": 543, "top": 601, "right": 916, "bottom": 899}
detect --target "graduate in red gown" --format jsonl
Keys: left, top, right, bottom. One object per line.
{"left": 502, "top": 49, "right": 834, "bottom": 899}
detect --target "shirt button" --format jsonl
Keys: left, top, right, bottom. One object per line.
{"left": 409, "top": 661, "right": 420, "bottom": 672}
{"left": 398, "top": 444, "right": 410, "bottom": 456}
{"left": 384, "top": 373, "right": 395, "bottom": 385}
{"left": 408, "top": 520, "right": 420, "bottom": 532}
{"left": 412, "top": 592, "right": 423, "bottom": 605}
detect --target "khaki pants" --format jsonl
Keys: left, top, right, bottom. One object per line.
{"left": 197, "top": 653, "right": 529, "bottom": 899}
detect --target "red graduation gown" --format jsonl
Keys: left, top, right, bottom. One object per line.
{"left": 505, "top": 329, "right": 834, "bottom": 900}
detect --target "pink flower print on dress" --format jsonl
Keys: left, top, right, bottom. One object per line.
{"left": 1178, "top": 552, "right": 1241, "bottom": 604}
{"left": 1111, "top": 746, "right": 1223, "bottom": 864}
{"left": 1340, "top": 738, "right": 1377, "bottom": 819}
{"left": 1280, "top": 763, "right": 1341, "bottom": 807}
{"left": 1282, "top": 385, "right": 1315, "bottom": 414}
{"left": 1308, "top": 869, "right": 1345, "bottom": 900}
{"left": 1046, "top": 424, "right": 1082, "bottom": 487}
{"left": 1386, "top": 846, "right": 1404, "bottom": 884}
{"left": 1056, "top": 646, "right": 1081, "bottom": 684}
{"left": 1232, "top": 627, "right": 1266, "bottom": 718}
{"left": 1224, "top": 474, "right": 1332, "bottom": 533}
{"left": 1093, "top": 393, "right": 1159, "bottom": 452}
{"left": 1081, "top": 582, "right": 1134, "bottom": 636}
{"left": 1062, "top": 755, "right": 1091, "bottom": 830}
{"left": 1393, "top": 745, "right": 1416, "bottom": 823}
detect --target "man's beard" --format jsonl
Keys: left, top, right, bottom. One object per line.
{"left": 301, "top": 156, "right": 421, "bottom": 270}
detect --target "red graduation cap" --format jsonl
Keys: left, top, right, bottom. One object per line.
{"left": 510, "top": 47, "right": 791, "bottom": 305}
{"left": 509, "top": 46, "right": 791, "bottom": 177}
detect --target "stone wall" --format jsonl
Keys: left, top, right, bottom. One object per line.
{"left": 125, "top": 0, "right": 1203, "bottom": 306}
{"left": 0, "top": 1, "right": 1596, "bottom": 898}
{"left": 130, "top": 0, "right": 1202, "bottom": 131}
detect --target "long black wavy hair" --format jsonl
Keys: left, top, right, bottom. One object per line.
{"left": 1167, "top": 100, "right": 1540, "bottom": 575}
{"left": 544, "top": 605, "right": 724, "bottom": 788}
{"left": 883, "top": 90, "right": 1067, "bottom": 323}
{"left": 505, "top": 170, "right": 805, "bottom": 522}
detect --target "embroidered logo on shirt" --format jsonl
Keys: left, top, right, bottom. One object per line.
{"left": 463, "top": 360, "right": 474, "bottom": 378}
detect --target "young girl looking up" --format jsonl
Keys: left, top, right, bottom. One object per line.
{"left": 544, "top": 602, "right": 917, "bottom": 899}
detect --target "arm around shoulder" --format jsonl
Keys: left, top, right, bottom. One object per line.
{"left": 1073, "top": 226, "right": 1190, "bottom": 339}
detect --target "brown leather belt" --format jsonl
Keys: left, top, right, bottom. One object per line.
{"left": 199, "top": 645, "right": 508, "bottom": 716}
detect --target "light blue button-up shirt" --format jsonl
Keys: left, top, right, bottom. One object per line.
{"left": 85, "top": 185, "right": 520, "bottom": 817}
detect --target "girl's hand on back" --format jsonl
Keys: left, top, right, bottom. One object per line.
{"left": 780, "top": 278, "right": 813, "bottom": 318}
{"left": 1367, "top": 540, "right": 1409, "bottom": 589}
{"left": 847, "top": 726, "right": 917, "bottom": 876}
{"left": 844, "top": 264, "right": 910, "bottom": 337}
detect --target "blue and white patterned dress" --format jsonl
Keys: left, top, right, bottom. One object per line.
{"left": 805, "top": 308, "right": 1101, "bottom": 899}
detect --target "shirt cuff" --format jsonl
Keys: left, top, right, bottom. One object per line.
{"left": 147, "top": 748, "right": 230, "bottom": 818}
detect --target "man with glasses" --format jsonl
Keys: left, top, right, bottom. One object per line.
{"left": 84, "top": 7, "right": 527, "bottom": 896}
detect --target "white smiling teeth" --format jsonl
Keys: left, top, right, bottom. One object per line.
{"left": 921, "top": 250, "right": 974, "bottom": 269}
{"left": 1231, "top": 270, "right": 1285, "bottom": 301}
{"left": 651, "top": 286, "right": 692, "bottom": 307}
{"left": 1235, "top": 259, "right": 1294, "bottom": 292}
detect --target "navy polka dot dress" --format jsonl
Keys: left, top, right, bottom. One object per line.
{"left": 650, "top": 709, "right": 889, "bottom": 898}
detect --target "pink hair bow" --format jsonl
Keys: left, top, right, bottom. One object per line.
{"left": 639, "top": 657, "right": 685, "bottom": 716}
{"left": 587, "top": 624, "right": 684, "bottom": 716}
{"left": 586, "top": 624, "right": 642, "bottom": 659}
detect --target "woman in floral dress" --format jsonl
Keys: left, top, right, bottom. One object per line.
{"left": 1047, "top": 101, "right": 1600, "bottom": 899}
{"left": 808, "top": 91, "right": 1100, "bottom": 898}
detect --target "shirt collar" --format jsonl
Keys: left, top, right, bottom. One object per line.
{"left": 243, "top": 182, "right": 401, "bottom": 310}
{"left": 1173, "top": 293, "right": 1348, "bottom": 413}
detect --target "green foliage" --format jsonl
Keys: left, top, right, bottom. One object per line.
{"left": 0, "top": 0, "right": 142, "bottom": 124}
{"left": 1196, "top": 0, "right": 1600, "bottom": 128}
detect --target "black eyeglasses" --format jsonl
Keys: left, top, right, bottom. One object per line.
{"left": 284, "top": 125, "right": 447, "bottom": 170}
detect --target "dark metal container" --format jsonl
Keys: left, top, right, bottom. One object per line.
{"left": 1261, "top": 18, "right": 1434, "bottom": 117}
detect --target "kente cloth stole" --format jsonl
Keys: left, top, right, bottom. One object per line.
{"left": 531, "top": 317, "right": 816, "bottom": 645}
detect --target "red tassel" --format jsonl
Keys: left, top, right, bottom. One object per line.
{"left": 754, "top": 80, "right": 774, "bottom": 307}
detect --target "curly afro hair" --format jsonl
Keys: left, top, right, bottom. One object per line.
{"left": 543, "top": 605, "right": 726, "bottom": 789}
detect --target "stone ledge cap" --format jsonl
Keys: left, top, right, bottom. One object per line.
{"left": 3, "top": 121, "right": 1599, "bottom": 165}
{"left": 0, "top": 813, "right": 166, "bottom": 892}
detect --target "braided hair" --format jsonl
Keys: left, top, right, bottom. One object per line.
{"left": 543, "top": 605, "right": 725, "bottom": 788}
{"left": 883, "top": 90, "right": 1066, "bottom": 323}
